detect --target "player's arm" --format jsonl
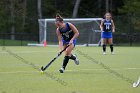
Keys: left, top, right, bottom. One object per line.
{"left": 100, "top": 19, "right": 104, "bottom": 32}
{"left": 69, "top": 23, "right": 79, "bottom": 40}
{"left": 111, "top": 20, "right": 115, "bottom": 32}
{"left": 69, "top": 23, "right": 79, "bottom": 44}
{"left": 56, "top": 28, "right": 63, "bottom": 50}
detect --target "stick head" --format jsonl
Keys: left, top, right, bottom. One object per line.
{"left": 41, "top": 66, "right": 45, "bottom": 71}
{"left": 133, "top": 82, "right": 138, "bottom": 87}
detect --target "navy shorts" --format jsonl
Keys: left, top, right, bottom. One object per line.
{"left": 62, "top": 39, "right": 76, "bottom": 46}
{"left": 102, "top": 31, "right": 112, "bottom": 38}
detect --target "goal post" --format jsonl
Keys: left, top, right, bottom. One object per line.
{"left": 28, "top": 18, "right": 103, "bottom": 46}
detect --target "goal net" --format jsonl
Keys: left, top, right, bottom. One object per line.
{"left": 30, "top": 18, "right": 102, "bottom": 46}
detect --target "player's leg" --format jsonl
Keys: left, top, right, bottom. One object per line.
{"left": 102, "top": 38, "right": 107, "bottom": 55}
{"left": 108, "top": 38, "right": 114, "bottom": 54}
{"left": 69, "top": 40, "right": 79, "bottom": 65}
{"left": 102, "top": 32, "right": 107, "bottom": 54}
{"left": 59, "top": 44, "right": 75, "bottom": 73}
{"left": 64, "top": 44, "right": 75, "bottom": 67}
{"left": 59, "top": 45, "right": 69, "bottom": 73}
{"left": 64, "top": 43, "right": 79, "bottom": 66}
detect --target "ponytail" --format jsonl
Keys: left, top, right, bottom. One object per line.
{"left": 56, "top": 13, "right": 63, "bottom": 22}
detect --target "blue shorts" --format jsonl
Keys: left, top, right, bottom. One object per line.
{"left": 62, "top": 39, "right": 76, "bottom": 46}
{"left": 102, "top": 31, "right": 112, "bottom": 38}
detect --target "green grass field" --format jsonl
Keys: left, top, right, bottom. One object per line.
{"left": 0, "top": 46, "right": 140, "bottom": 93}
{"left": 0, "top": 39, "right": 37, "bottom": 46}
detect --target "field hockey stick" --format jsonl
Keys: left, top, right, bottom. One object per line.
{"left": 41, "top": 45, "right": 70, "bottom": 71}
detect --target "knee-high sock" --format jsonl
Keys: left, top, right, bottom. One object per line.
{"left": 69, "top": 54, "right": 76, "bottom": 60}
{"left": 62, "top": 56, "right": 70, "bottom": 69}
{"left": 110, "top": 44, "right": 114, "bottom": 52}
{"left": 103, "top": 44, "right": 106, "bottom": 52}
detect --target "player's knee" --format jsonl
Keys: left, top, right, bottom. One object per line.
{"left": 109, "top": 39, "right": 113, "bottom": 44}
{"left": 65, "top": 47, "right": 73, "bottom": 56}
{"left": 65, "top": 51, "right": 71, "bottom": 56}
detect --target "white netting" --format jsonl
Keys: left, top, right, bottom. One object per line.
{"left": 37, "top": 18, "right": 102, "bottom": 46}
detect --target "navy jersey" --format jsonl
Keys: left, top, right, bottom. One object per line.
{"left": 59, "top": 22, "right": 74, "bottom": 41}
{"left": 103, "top": 19, "right": 112, "bottom": 32}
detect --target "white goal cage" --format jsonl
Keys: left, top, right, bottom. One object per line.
{"left": 28, "top": 18, "right": 103, "bottom": 46}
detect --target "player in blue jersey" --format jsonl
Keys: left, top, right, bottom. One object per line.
{"left": 100, "top": 13, "right": 115, "bottom": 55}
{"left": 55, "top": 14, "right": 79, "bottom": 73}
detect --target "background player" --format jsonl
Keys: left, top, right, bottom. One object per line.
{"left": 100, "top": 12, "right": 115, "bottom": 55}
{"left": 55, "top": 14, "right": 79, "bottom": 73}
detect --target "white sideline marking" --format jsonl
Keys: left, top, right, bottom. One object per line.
{"left": 0, "top": 51, "right": 56, "bottom": 54}
{"left": 67, "top": 68, "right": 140, "bottom": 72}
{"left": 0, "top": 68, "right": 140, "bottom": 74}
{"left": 0, "top": 71, "right": 38, "bottom": 74}
{"left": 127, "top": 68, "right": 140, "bottom": 70}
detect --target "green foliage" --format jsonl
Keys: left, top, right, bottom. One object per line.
{"left": 25, "top": 0, "right": 38, "bottom": 34}
{"left": 42, "top": 0, "right": 75, "bottom": 18}
{"left": 119, "top": 0, "right": 140, "bottom": 15}
{"left": 0, "top": 0, "right": 11, "bottom": 32}
{"left": 118, "top": 0, "right": 140, "bottom": 31}
{"left": 0, "top": 0, "right": 140, "bottom": 34}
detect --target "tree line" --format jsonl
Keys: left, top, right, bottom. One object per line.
{"left": 0, "top": 0, "right": 140, "bottom": 39}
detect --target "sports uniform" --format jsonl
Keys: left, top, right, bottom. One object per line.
{"left": 101, "top": 19, "right": 114, "bottom": 55}
{"left": 58, "top": 22, "right": 76, "bottom": 46}
{"left": 58, "top": 22, "right": 79, "bottom": 73}
{"left": 102, "top": 19, "right": 112, "bottom": 38}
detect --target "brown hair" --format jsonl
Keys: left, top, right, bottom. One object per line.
{"left": 56, "top": 13, "right": 63, "bottom": 22}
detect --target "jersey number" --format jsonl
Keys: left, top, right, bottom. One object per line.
{"left": 63, "top": 33, "right": 69, "bottom": 38}
{"left": 106, "top": 25, "right": 110, "bottom": 30}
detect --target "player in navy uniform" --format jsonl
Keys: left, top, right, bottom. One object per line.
{"left": 55, "top": 14, "right": 79, "bottom": 73}
{"left": 100, "top": 13, "right": 115, "bottom": 55}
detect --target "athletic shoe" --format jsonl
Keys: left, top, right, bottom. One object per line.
{"left": 111, "top": 52, "right": 115, "bottom": 55}
{"left": 59, "top": 67, "right": 64, "bottom": 73}
{"left": 73, "top": 54, "right": 79, "bottom": 65}
{"left": 103, "top": 52, "right": 106, "bottom": 55}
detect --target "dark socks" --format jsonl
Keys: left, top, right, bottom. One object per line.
{"left": 69, "top": 54, "right": 76, "bottom": 60}
{"left": 103, "top": 44, "right": 106, "bottom": 52}
{"left": 62, "top": 56, "right": 70, "bottom": 69}
{"left": 110, "top": 44, "right": 113, "bottom": 52}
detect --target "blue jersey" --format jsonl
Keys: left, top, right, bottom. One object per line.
{"left": 59, "top": 22, "right": 74, "bottom": 41}
{"left": 103, "top": 19, "right": 112, "bottom": 32}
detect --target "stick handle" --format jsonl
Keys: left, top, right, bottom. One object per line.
{"left": 41, "top": 45, "right": 70, "bottom": 71}
{"left": 58, "top": 45, "right": 70, "bottom": 56}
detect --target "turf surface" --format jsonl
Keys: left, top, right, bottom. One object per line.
{"left": 0, "top": 46, "right": 140, "bottom": 93}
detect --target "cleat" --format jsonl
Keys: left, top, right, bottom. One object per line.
{"left": 41, "top": 66, "right": 44, "bottom": 71}
{"left": 111, "top": 52, "right": 115, "bottom": 55}
{"left": 59, "top": 67, "right": 64, "bottom": 73}
{"left": 103, "top": 52, "right": 106, "bottom": 55}
{"left": 73, "top": 54, "right": 79, "bottom": 65}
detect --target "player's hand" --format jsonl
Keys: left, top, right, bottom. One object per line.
{"left": 112, "top": 29, "right": 115, "bottom": 32}
{"left": 69, "top": 40, "right": 73, "bottom": 45}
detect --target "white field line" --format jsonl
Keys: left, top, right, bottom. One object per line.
{"left": 0, "top": 68, "right": 140, "bottom": 74}
{"left": 0, "top": 51, "right": 56, "bottom": 54}
{"left": 0, "top": 71, "right": 38, "bottom": 74}
{"left": 67, "top": 68, "right": 140, "bottom": 71}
